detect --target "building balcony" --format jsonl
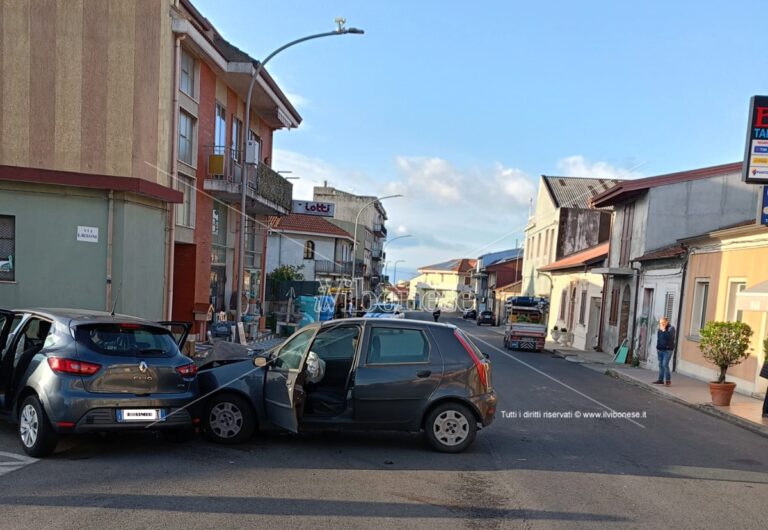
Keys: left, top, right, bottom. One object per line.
{"left": 315, "top": 260, "right": 352, "bottom": 276}
{"left": 373, "top": 222, "right": 387, "bottom": 237}
{"left": 203, "top": 147, "right": 292, "bottom": 215}
{"left": 355, "top": 259, "right": 367, "bottom": 277}
{"left": 371, "top": 248, "right": 384, "bottom": 261}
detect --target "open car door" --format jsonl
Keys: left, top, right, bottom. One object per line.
{"left": 157, "top": 321, "right": 191, "bottom": 352}
{"left": 0, "top": 310, "right": 19, "bottom": 402}
{"left": 264, "top": 326, "right": 319, "bottom": 433}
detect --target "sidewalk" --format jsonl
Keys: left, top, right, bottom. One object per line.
{"left": 547, "top": 343, "right": 768, "bottom": 437}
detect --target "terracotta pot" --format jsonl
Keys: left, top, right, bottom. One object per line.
{"left": 709, "top": 382, "right": 737, "bottom": 406}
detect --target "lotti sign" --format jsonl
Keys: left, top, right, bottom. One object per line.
{"left": 292, "top": 200, "right": 335, "bottom": 217}
{"left": 743, "top": 95, "right": 768, "bottom": 184}
{"left": 76, "top": 226, "right": 99, "bottom": 243}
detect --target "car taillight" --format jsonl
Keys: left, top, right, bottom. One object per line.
{"left": 176, "top": 363, "right": 197, "bottom": 377}
{"left": 454, "top": 330, "right": 490, "bottom": 391}
{"left": 47, "top": 357, "right": 101, "bottom": 375}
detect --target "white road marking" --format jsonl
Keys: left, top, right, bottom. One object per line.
{"left": 465, "top": 330, "right": 646, "bottom": 429}
{"left": 0, "top": 450, "right": 37, "bottom": 477}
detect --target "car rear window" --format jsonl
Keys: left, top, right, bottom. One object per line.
{"left": 75, "top": 323, "right": 178, "bottom": 357}
{"left": 367, "top": 327, "right": 430, "bottom": 364}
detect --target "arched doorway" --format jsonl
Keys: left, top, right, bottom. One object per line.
{"left": 618, "top": 284, "right": 632, "bottom": 347}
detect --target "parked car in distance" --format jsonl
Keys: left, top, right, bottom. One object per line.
{"left": 197, "top": 318, "right": 496, "bottom": 452}
{"left": 363, "top": 303, "right": 405, "bottom": 319}
{"left": 0, "top": 308, "right": 197, "bottom": 457}
{"left": 462, "top": 309, "right": 477, "bottom": 320}
{"left": 477, "top": 311, "right": 495, "bottom": 326}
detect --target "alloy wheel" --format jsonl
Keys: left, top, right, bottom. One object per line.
{"left": 432, "top": 409, "right": 469, "bottom": 447}
{"left": 209, "top": 402, "right": 244, "bottom": 439}
{"left": 19, "top": 404, "right": 39, "bottom": 448}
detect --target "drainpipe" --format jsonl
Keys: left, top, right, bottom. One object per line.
{"left": 166, "top": 35, "right": 183, "bottom": 320}
{"left": 105, "top": 190, "right": 114, "bottom": 311}
{"left": 628, "top": 262, "right": 642, "bottom": 360}
{"left": 673, "top": 248, "right": 690, "bottom": 372}
{"left": 597, "top": 273, "right": 608, "bottom": 351}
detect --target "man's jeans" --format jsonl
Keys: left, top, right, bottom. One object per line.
{"left": 657, "top": 349, "right": 673, "bottom": 382}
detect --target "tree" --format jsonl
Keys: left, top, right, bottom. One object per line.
{"left": 267, "top": 264, "right": 305, "bottom": 282}
{"left": 698, "top": 321, "right": 753, "bottom": 383}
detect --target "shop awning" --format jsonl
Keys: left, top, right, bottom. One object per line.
{"left": 736, "top": 280, "right": 768, "bottom": 312}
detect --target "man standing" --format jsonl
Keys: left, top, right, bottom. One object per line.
{"left": 654, "top": 317, "right": 675, "bottom": 386}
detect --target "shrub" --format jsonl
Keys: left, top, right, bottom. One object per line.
{"left": 698, "top": 321, "right": 753, "bottom": 383}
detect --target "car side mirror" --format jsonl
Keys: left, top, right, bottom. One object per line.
{"left": 482, "top": 352, "right": 490, "bottom": 359}
{"left": 253, "top": 357, "right": 268, "bottom": 368}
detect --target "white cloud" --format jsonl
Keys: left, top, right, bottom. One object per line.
{"left": 556, "top": 155, "right": 645, "bottom": 180}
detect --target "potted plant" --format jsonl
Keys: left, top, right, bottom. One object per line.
{"left": 698, "top": 321, "right": 753, "bottom": 406}
{"left": 551, "top": 326, "right": 561, "bottom": 341}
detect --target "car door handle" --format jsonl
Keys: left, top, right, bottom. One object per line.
{"left": 416, "top": 370, "right": 431, "bottom": 378}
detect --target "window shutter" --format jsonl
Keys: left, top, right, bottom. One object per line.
{"left": 664, "top": 292, "right": 675, "bottom": 320}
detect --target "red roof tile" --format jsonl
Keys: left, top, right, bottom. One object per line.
{"left": 539, "top": 243, "right": 609, "bottom": 272}
{"left": 635, "top": 244, "right": 686, "bottom": 262}
{"left": 270, "top": 214, "right": 352, "bottom": 239}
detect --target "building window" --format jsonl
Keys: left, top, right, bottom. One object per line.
{"left": 690, "top": 279, "right": 710, "bottom": 337}
{"left": 231, "top": 117, "right": 243, "bottom": 164}
{"left": 248, "top": 129, "right": 261, "bottom": 163}
{"left": 180, "top": 48, "right": 195, "bottom": 97}
{"left": 726, "top": 280, "right": 747, "bottom": 323}
{"left": 559, "top": 289, "right": 567, "bottom": 320}
{"left": 609, "top": 286, "right": 620, "bottom": 325}
{"left": 464, "top": 276, "right": 471, "bottom": 286}
{"left": 178, "top": 111, "right": 195, "bottom": 165}
{"left": 618, "top": 202, "right": 635, "bottom": 267}
{"left": 176, "top": 174, "right": 195, "bottom": 228}
{"left": 579, "top": 289, "right": 587, "bottom": 325}
{"left": 664, "top": 292, "right": 675, "bottom": 321}
{"left": 304, "top": 240, "right": 315, "bottom": 260}
{"left": 536, "top": 233, "right": 541, "bottom": 258}
{"left": 0, "top": 215, "right": 15, "bottom": 282}
{"left": 214, "top": 103, "right": 226, "bottom": 154}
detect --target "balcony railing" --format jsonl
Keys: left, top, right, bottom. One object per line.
{"left": 315, "top": 260, "right": 353, "bottom": 276}
{"left": 204, "top": 146, "right": 292, "bottom": 214}
{"left": 371, "top": 248, "right": 383, "bottom": 260}
{"left": 373, "top": 222, "right": 387, "bottom": 237}
{"left": 355, "top": 259, "right": 367, "bottom": 277}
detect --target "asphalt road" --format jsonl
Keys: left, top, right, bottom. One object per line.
{"left": 1, "top": 312, "right": 767, "bottom": 529}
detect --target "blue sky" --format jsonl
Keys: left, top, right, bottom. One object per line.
{"left": 195, "top": 0, "right": 766, "bottom": 279}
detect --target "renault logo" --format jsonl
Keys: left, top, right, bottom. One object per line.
{"left": 139, "top": 361, "right": 148, "bottom": 373}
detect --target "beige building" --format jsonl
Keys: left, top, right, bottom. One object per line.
{"left": 409, "top": 259, "right": 476, "bottom": 310}
{"left": 677, "top": 222, "right": 768, "bottom": 397}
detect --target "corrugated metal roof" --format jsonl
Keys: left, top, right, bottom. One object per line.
{"left": 542, "top": 176, "right": 623, "bottom": 209}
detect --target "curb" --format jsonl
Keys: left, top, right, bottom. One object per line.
{"left": 605, "top": 368, "right": 768, "bottom": 439}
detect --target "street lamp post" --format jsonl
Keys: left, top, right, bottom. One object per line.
{"left": 235, "top": 21, "right": 364, "bottom": 326}
{"left": 392, "top": 259, "right": 406, "bottom": 285}
{"left": 382, "top": 235, "right": 412, "bottom": 282}
{"left": 350, "top": 194, "right": 402, "bottom": 297}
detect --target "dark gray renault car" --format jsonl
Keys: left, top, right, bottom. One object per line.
{"left": 198, "top": 318, "right": 496, "bottom": 452}
{"left": 0, "top": 309, "right": 198, "bottom": 457}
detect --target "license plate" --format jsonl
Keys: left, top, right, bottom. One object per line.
{"left": 116, "top": 409, "right": 164, "bottom": 422}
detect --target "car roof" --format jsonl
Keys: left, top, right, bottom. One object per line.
{"left": 13, "top": 308, "right": 151, "bottom": 326}
{"left": 320, "top": 317, "right": 456, "bottom": 330}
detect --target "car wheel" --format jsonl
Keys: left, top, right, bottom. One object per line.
{"left": 203, "top": 394, "right": 256, "bottom": 444}
{"left": 425, "top": 402, "right": 477, "bottom": 453}
{"left": 18, "top": 395, "right": 58, "bottom": 457}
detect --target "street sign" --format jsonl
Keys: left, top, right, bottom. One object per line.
{"left": 743, "top": 95, "right": 768, "bottom": 184}
{"left": 292, "top": 200, "right": 335, "bottom": 217}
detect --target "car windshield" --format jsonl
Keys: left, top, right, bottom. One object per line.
{"left": 75, "top": 323, "right": 177, "bottom": 357}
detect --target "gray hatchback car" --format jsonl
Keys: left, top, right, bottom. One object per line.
{"left": 0, "top": 309, "right": 198, "bottom": 457}
{"left": 198, "top": 318, "right": 497, "bottom": 452}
